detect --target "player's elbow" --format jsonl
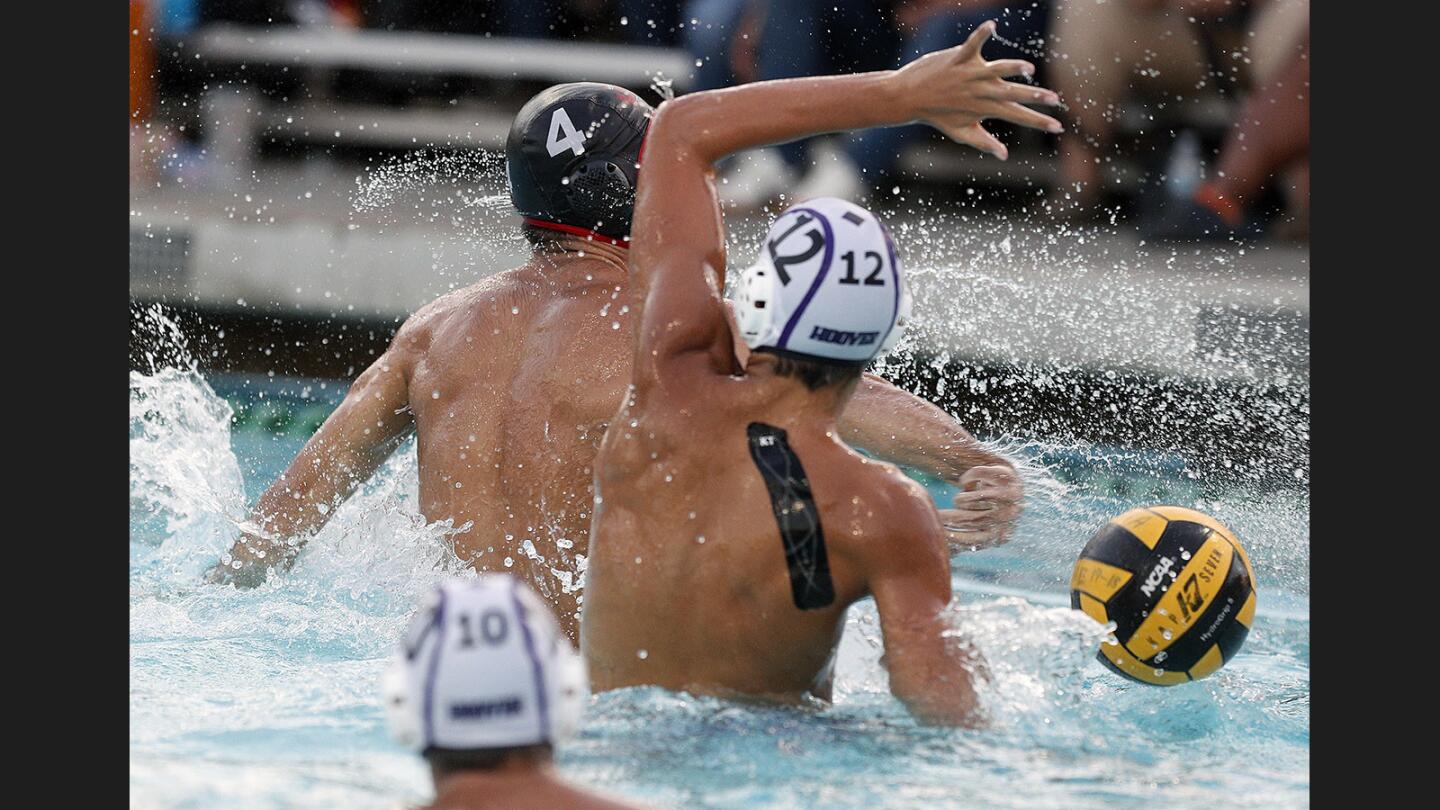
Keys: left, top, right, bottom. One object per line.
{"left": 647, "top": 96, "right": 720, "bottom": 162}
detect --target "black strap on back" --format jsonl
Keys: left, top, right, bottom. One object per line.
{"left": 746, "top": 422, "right": 835, "bottom": 610}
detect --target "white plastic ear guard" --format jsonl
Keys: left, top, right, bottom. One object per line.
{"left": 384, "top": 650, "right": 425, "bottom": 750}
{"left": 734, "top": 256, "right": 786, "bottom": 351}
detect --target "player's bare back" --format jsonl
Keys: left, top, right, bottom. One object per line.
{"left": 403, "top": 251, "right": 633, "bottom": 634}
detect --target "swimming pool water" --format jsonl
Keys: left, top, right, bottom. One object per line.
{"left": 130, "top": 368, "right": 1309, "bottom": 809}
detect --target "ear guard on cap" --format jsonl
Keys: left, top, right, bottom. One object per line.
{"left": 384, "top": 651, "right": 425, "bottom": 750}
{"left": 563, "top": 160, "right": 634, "bottom": 224}
{"left": 384, "top": 587, "right": 441, "bottom": 751}
{"left": 733, "top": 256, "right": 787, "bottom": 351}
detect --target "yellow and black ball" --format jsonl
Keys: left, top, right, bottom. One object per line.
{"left": 1070, "top": 506, "right": 1257, "bottom": 686}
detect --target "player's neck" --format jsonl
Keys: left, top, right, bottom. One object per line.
{"left": 748, "top": 358, "right": 853, "bottom": 431}
{"left": 532, "top": 239, "right": 630, "bottom": 275}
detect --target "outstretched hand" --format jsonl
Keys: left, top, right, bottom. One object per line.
{"left": 890, "top": 20, "right": 1063, "bottom": 160}
{"left": 937, "top": 464, "right": 1024, "bottom": 552}
{"left": 203, "top": 533, "right": 298, "bottom": 588}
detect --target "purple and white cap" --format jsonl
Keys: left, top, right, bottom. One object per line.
{"left": 733, "top": 197, "right": 912, "bottom": 367}
{"left": 384, "top": 575, "right": 587, "bottom": 752}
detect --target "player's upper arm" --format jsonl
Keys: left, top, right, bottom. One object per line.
{"left": 627, "top": 98, "right": 742, "bottom": 395}
{"left": 299, "top": 311, "right": 427, "bottom": 472}
{"left": 862, "top": 480, "right": 985, "bottom": 727}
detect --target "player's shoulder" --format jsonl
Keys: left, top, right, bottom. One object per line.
{"left": 835, "top": 448, "right": 930, "bottom": 506}
{"left": 873, "top": 461, "right": 942, "bottom": 530}
{"left": 393, "top": 273, "right": 522, "bottom": 347}
{"left": 833, "top": 454, "right": 944, "bottom": 556}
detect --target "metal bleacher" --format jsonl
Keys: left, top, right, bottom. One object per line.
{"left": 193, "top": 25, "right": 693, "bottom": 151}
{"left": 188, "top": 24, "right": 1233, "bottom": 193}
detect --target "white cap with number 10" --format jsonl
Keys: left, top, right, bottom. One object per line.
{"left": 384, "top": 575, "right": 587, "bottom": 752}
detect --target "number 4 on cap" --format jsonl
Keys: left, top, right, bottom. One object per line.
{"left": 546, "top": 108, "right": 587, "bottom": 157}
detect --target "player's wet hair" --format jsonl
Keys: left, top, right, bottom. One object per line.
{"left": 520, "top": 221, "right": 567, "bottom": 251}
{"left": 424, "top": 743, "right": 552, "bottom": 776}
{"left": 770, "top": 354, "right": 864, "bottom": 392}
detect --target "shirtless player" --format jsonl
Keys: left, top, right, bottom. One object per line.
{"left": 209, "top": 26, "right": 1041, "bottom": 641}
{"left": 581, "top": 23, "right": 1062, "bottom": 725}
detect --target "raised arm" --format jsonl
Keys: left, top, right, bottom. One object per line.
{"left": 840, "top": 374, "right": 1023, "bottom": 549}
{"left": 866, "top": 485, "right": 988, "bottom": 727}
{"left": 629, "top": 21, "right": 1062, "bottom": 388}
{"left": 205, "top": 341, "right": 415, "bottom": 586}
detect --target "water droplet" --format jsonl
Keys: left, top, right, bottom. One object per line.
{"left": 637, "top": 649, "right": 648, "bottom": 659}
{"left": 503, "top": 557, "right": 514, "bottom": 568}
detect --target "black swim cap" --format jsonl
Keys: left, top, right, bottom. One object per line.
{"left": 506, "top": 82, "right": 654, "bottom": 246}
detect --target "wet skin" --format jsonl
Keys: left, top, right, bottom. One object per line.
{"left": 208, "top": 25, "right": 1046, "bottom": 648}
{"left": 209, "top": 242, "right": 1017, "bottom": 641}
{"left": 582, "top": 23, "right": 1061, "bottom": 724}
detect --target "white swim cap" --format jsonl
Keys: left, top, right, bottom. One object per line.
{"left": 384, "top": 575, "right": 587, "bottom": 752}
{"left": 733, "top": 197, "right": 912, "bottom": 366}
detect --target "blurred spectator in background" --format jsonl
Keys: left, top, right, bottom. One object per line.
{"left": 131, "top": 1, "right": 157, "bottom": 185}
{"left": 1047, "top": 0, "right": 1309, "bottom": 224}
{"left": 694, "top": 1, "right": 1050, "bottom": 208}
{"left": 198, "top": 0, "right": 295, "bottom": 24}
{"left": 683, "top": 0, "right": 753, "bottom": 92}
{"left": 1141, "top": 27, "right": 1307, "bottom": 241}
{"left": 833, "top": 1, "right": 1048, "bottom": 200}
{"left": 359, "top": 1, "right": 681, "bottom": 43}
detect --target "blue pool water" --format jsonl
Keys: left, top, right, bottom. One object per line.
{"left": 130, "top": 368, "right": 1308, "bottom": 809}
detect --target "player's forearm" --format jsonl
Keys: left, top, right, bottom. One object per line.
{"left": 840, "top": 374, "right": 1012, "bottom": 483}
{"left": 654, "top": 71, "right": 911, "bottom": 165}
{"left": 220, "top": 439, "right": 383, "bottom": 575}
{"left": 248, "top": 443, "right": 374, "bottom": 539}
{"left": 220, "top": 404, "right": 411, "bottom": 579}
{"left": 887, "top": 616, "right": 990, "bottom": 726}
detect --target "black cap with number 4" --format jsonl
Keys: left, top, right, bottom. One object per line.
{"left": 506, "top": 82, "right": 654, "bottom": 246}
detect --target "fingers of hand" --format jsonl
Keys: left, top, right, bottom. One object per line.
{"left": 995, "top": 80, "right": 1061, "bottom": 107}
{"left": 943, "top": 524, "right": 1010, "bottom": 551}
{"left": 991, "top": 100, "right": 1064, "bottom": 133}
{"left": 984, "top": 59, "right": 1035, "bottom": 79}
{"left": 953, "top": 490, "right": 1018, "bottom": 511}
{"left": 950, "top": 123, "right": 1007, "bottom": 160}
{"left": 958, "top": 464, "right": 1019, "bottom": 488}
{"left": 954, "top": 20, "right": 997, "bottom": 62}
